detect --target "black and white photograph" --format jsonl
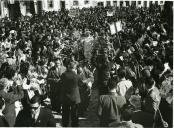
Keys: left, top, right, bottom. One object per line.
{"left": 0, "top": 0, "right": 173, "bottom": 127}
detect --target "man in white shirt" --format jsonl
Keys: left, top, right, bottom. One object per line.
{"left": 116, "top": 68, "right": 133, "bottom": 99}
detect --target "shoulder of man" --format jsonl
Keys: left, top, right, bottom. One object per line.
{"left": 40, "top": 107, "right": 52, "bottom": 116}
{"left": 116, "top": 95, "right": 127, "bottom": 104}
{"left": 150, "top": 87, "right": 161, "bottom": 102}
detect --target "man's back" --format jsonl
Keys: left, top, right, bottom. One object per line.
{"left": 144, "top": 86, "right": 161, "bottom": 114}
{"left": 61, "top": 70, "right": 81, "bottom": 104}
{"left": 98, "top": 92, "right": 126, "bottom": 126}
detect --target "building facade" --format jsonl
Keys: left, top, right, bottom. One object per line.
{"left": 0, "top": 0, "right": 165, "bottom": 18}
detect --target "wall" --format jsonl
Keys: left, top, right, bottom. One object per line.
{"left": 0, "top": 0, "right": 9, "bottom": 18}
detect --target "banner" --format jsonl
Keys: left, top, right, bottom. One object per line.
{"left": 110, "top": 21, "right": 122, "bottom": 35}
{"left": 115, "top": 21, "right": 122, "bottom": 32}
{"left": 110, "top": 23, "right": 116, "bottom": 35}
{"left": 68, "top": 9, "right": 79, "bottom": 17}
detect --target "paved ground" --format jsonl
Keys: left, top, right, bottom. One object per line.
{"left": 52, "top": 88, "right": 100, "bottom": 127}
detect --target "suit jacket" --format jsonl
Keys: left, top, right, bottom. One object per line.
{"left": 143, "top": 86, "right": 161, "bottom": 114}
{"left": 61, "top": 70, "right": 81, "bottom": 104}
{"left": 47, "top": 66, "right": 66, "bottom": 92}
{"left": 47, "top": 66, "right": 66, "bottom": 84}
{"left": 15, "top": 107, "right": 56, "bottom": 127}
{"left": 31, "top": 107, "right": 56, "bottom": 127}
{"left": 98, "top": 92, "right": 126, "bottom": 126}
{"left": 0, "top": 115, "right": 9, "bottom": 127}
{"left": 0, "top": 85, "right": 24, "bottom": 126}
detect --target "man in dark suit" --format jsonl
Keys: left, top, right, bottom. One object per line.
{"left": 98, "top": 79, "right": 126, "bottom": 127}
{"left": 15, "top": 94, "right": 56, "bottom": 127}
{"left": 60, "top": 61, "right": 82, "bottom": 127}
{"left": 0, "top": 97, "right": 9, "bottom": 127}
{"left": 142, "top": 77, "right": 161, "bottom": 114}
{"left": 47, "top": 57, "right": 66, "bottom": 113}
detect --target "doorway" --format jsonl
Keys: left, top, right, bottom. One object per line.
{"left": 60, "top": 1, "right": 65, "bottom": 9}
{"left": 98, "top": 2, "right": 104, "bottom": 7}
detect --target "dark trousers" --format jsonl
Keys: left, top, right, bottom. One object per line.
{"left": 79, "top": 85, "right": 91, "bottom": 115}
{"left": 62, "top": 102, "right": 79, "bottom": 127}
{"left": 50, "top": 86, "right": 61, "bottom": 113}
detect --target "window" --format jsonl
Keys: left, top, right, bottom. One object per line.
{"left": 4, "top": 1, "right": 8, "bottom": 8}
{"left": 84, "top": 0, "right": 89, "bottom": 5}
{"left": 73, "top": 0, "right": 79, "bottom": 6}
{"left": 120, "top": 1, "right": 123, "bottom": 7}
{"left": 113, "top": 1, "right": 117, "bottom": 6}
{"left": 25, "top": 1, "right": 30, "bottom": 13}
{"left": 138, "top": 1, "right": 141, "bottom": 5}
{"left": 126, "top": 1, "right": 129, "bottom": 6}
{"left": 98, "top": 2, "right": 104, "bottom": 7}
{"left": 144, "top": 1, "right": 147, "bottom": 7}
{"left": 48, "top": 0, "right": 53, "bottom": 8}
{"left": 106, "top": 1, "right": 111, "bottom": 6}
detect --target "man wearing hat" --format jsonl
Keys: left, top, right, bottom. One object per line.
{"left": 47, "top": 57, "right": 66, "bottom": 113}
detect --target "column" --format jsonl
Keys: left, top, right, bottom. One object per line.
{"left": 0, "top": 0, "right": 2, "bottom": 18}
{"left": 147, "top": 0, "right": 149, "bottom": 8}
{"left": 135, "top": 0, "right": 138, "bottom": 7}
{"left": 123, "top": 1, "right": 126, "bottom": 7}
{"left": 34, "top": 0, "right": 38, "bottom": 14}
{"left": 20, "top": 1, "right": 26, "bottom": 16}
{"left": 129, "top": 0, "right": 131, "bottom": 6}
{"left": 53, "top": 0, "right": 59, "bottom": 11}
{"left": 117, "top": 0, "right": 120, "bottom": 7}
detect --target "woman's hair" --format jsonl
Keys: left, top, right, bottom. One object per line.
{"left": 4, "top": 66, "right": 16, "bottom": 80}
{"left": 118, "top": 68, "right": 126, "bottom": 79}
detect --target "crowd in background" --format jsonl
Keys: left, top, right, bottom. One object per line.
{"left": 0, "top": 3, "right": 173, "bottom": 127}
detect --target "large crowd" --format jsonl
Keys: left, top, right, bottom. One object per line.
{"left": 0, "top": 3, "right": 173, "bottom": 127}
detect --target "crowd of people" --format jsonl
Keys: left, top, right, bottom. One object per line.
{"left": 0, "top": 3, "right": 173, "bottom": 127}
